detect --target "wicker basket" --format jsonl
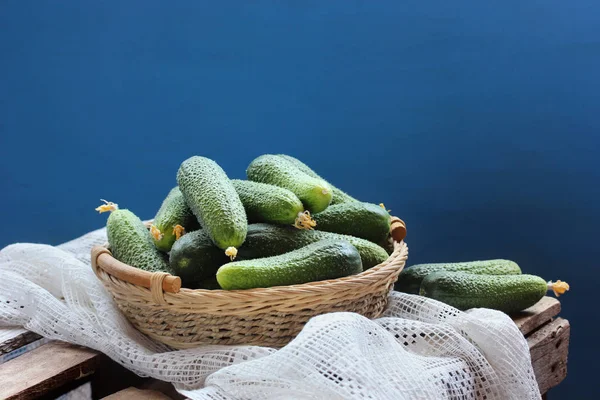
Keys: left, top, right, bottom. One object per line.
{"left": 91, "top": 222, "right": 408, "bottom": 349}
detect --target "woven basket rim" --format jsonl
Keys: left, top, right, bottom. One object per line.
{"left": 93, "top": 240, "right": 408, "bottom": 298}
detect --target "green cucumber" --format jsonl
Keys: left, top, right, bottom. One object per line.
{"left": 246, "top": 154, "right": 332, "bottom": 213}
{"left": 177, "top": 156, "right": 247, "bottom": 253}
{"left": 216, "top": 239, "right": 363, "bottom": 290}
{"left": 396, "top": 259, "right": 521, "bottom": 294}
{"left": 237, "top": 223, "right": 389, "bottom": 269}
{"left": 150, "top": 187, "right": 200, "bottom": 252}
{"left": 313, "top": 202, "right": 391, "bottom": 244}
{"left": 419, "top": 272, "right": 548, "bottom": 314}
{"left": 169, "top": 223, "right": 390, "bottom": 288}
{"left": 278, "top": 154, "right": 358, "bottom": 205}
{"left": 169, "top": 229, "right": 228, "bottom": 288}
{"left": 198, "top": 277, "right": 222, "bottom": 290}
{"left": 231, "top": 179, "right": 304, "bottom": 225}
{"left": 106, "top": 209, "right": 169, "bottom": 272}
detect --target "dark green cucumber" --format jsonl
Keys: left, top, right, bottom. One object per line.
{"left": 169, "top": 223, "right": 389, "bottom": 289}
{"left": 396, "top": 259, "right": 522, "bottom": 294}
{"left": 313, "top": 202, "right": 391, "bottom": 244}
{"left": 217, "top": 239, "right": 363, "bottom": 290}
{"left": 419, "top": 272, "right": 548, "bottom": 314}
{"left": 246, "top": 154, "right": 332, "bottom": 213}
{"left": 177, "top": 156, "right": 247, "bottom": 252}
{"left": 232, "top": 179, "right": 304, "bottom": 225}
{"left": 278, "top": 154, "right": 358, "bottom": 205}
{"left": 150, "top": 187, "right": 200, "bottom": 252}
{"left": 198, "top": 277, "right": 222, "bottom": 290}
{"left": 106, "top": 209, "right": 169, "bottom": 272}
{"left": 169, "top": 229, "right": 228, "bottom": 288}
{"left": 237, "top": 223, "right": 389, "bottom": 269}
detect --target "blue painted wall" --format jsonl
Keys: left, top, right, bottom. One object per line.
{"left": 1, "top": 1, "right": 598, "bottom": 396}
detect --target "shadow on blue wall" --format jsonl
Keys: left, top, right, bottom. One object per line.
{"left": 1, "top": 1, "right": 598, "bottom": 397}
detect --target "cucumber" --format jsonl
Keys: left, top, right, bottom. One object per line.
{"left": 419, "top": 272, "right": 548, "bottom": 314}
{"left": 232, "top": 179, "right": 304, "bottom": 225}
{"left": 150, "top": 187, "right": 200, "bottom": 252}
{"left": 169, "top": 223, "right": 390, "bottom": 289}
{"left": 237, "top": 223, "right": 389, "bottom": 269}
{"left": 198, "top": 277, "right": 222, "bottom": 290}
{"left": 177, "top": 156, "right": 247, "bottom": 253}
{"left": 106, "top": 209, "right": 169, "bottom": 272}
{"left": 216, "top": 239, "right": 363, "bottom": 290}
{"left": 246, "top": 154, "right": 332, "bottom": 213}
{"left": 278, "top": 154, "right": 358, "bottom": 205}
{"left": 313, "top": 202, "right": 391, "bottom": 244}
{"left": 169, "top": 229, "right": 228, "bottom": 288}
{"left": 395, "top": 259, "right": 522, "bottom": 294}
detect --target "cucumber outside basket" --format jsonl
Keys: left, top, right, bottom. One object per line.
{"left": 90, "top": 217, "right": 408, "bottom": 349}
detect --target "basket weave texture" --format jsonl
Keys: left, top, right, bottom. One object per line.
{"left": 91, "top": 235, "right": 408, "bottom": 349}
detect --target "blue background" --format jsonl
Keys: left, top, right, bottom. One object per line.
{"left": 1, "top": 1, "right": 598, "bottom": 397}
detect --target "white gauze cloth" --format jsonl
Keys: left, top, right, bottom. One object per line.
{"left": 0, "top": 227, "right": 540, "bottom": 399}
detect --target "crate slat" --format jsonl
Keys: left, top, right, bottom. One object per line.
{"left": 527, "top": 317, "right": 570, "bottom": 395}
{"left": 0, "top": 341, "right": 103, "bottom": 400}
{"left": 0, "top": 327, "right": 42, "bottom": 356}
{"left": 513, "top": 297, "right": 561, "bottom": 335}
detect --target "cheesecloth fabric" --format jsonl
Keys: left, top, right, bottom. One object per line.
{"left": 0, "top": 226, "right": 541, "bottom": 399}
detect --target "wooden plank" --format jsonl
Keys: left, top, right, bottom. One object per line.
{"left": 513, "top": 296, "right": 561, "bottom": 335}
{"left": 528, "top": 318, "right": 570, "bottom": 395}
{"left": 102, "top": 387, "right": 173, "bottom": 400}
{"left": 0, "top": 341, "right": 103, "bottom": 400}
{"left": 0, "top": 327, "right": 42, "bottom": 356}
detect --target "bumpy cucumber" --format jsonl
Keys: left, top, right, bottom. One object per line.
{"left": 177, "top": 156, "right": 247, "bottom": 252}
{"left": 246, "top": 154, "right": 332, "bottom": 213}
{"left": 171, "top": 225, "right": 392, "bottom": 290}
{"left": 150, "top": 187, "right": 200, "bottom": 252}
{"left": 169, "top": 223, "right": 388, "bottom": 288}
{"left": 237, "top": 223, "right": 389, "bottom": 269}
{"left": 419, "top": 272, "right": 548, "bottom": 314}
{"left": 396, "top": 259, "right": 522, "bottom": 294}
{"left": 313, "top": 202, "right": 391, "bottom": 244}
{"left": 232, "top": 179, "right": 304, "bottom": 225}
{"left": 169, "top": 229, "right": 228, "bottom": 288}
{"left": 278, "top": 154, "right": 358, "bottom": 205}
{"left": 106, "top": 209, "right": 169, "bottom": 272}
{"left": 217, "top": 239, "right": 363, "bottom": 290}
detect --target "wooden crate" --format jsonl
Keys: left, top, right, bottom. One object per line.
{"left": 0, "top": 297, "right": 569, "bottom": 399}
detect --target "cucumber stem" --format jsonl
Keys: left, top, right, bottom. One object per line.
{"left": 95, "top": 199, "right": 119, "bottom": 213}
{"left": 547, "top": 280, "right": 570, "bottom": 297}
{"left": 150, "top": 225, "right": 164, "bottom": 241}
{"left": 379, "top": 203, "right": 392, "bottom": 213}
{"left": 225, "top": 246, "right": 238, "bottom": 261}
{"left": 294, "top": 211, "right": 317, "bottom": 230}
{"left": 172, "top": 224, "right": 185, "bottom": 241}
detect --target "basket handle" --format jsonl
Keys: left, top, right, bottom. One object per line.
{"left": 91, "top": 246, "right": 181, "bottom": 294}
{"left": 390, "top": 216, "right": 407, "bottom": 242}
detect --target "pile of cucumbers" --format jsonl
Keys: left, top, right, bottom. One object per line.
{"left": 396, "top": 260, "right": 569, "bottom": 314}
{"left": 99, "top": 154, "right": 394, "bottom": 290}
{"left": 98, "top": 153, "right": 569, "bottom": 314}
